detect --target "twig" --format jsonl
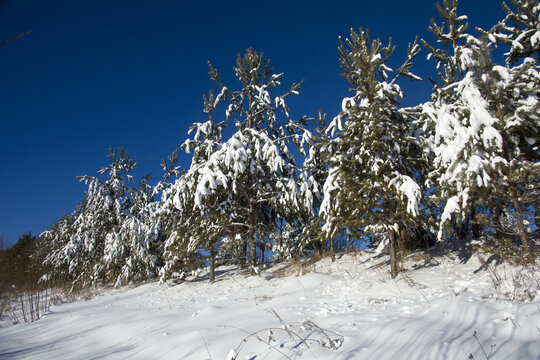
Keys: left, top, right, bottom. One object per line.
{"left": 219, "top": 324, "right": 294, "bottom": 360}
{"left": 162, "top": 290, "right": 172, "bottom": 311}
{"left": 402, "top": 273, "right": 431, "bottom": 309}
{"left": 472, "top": 331, "right": 490, "bottom": 360}
{"left": 301, "top": 319, "right": 340, "bottom": 350}
{"left": 268, "top": 308, "right": 310, "bottom": 349}
{"left": 199, "top": 331, "right": 213, "bottom": 360}
{"left": 0, "top": 30, "right": 32, "bottom": 46}
{"left": 296, "top": 277, "right": 306, "bottom": 293}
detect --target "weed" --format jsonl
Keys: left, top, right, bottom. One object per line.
{"left": 223, "top": 308, "right": 343, "bottom": 359}
{"left": 468, "top": 330, "right": 496, "bottom": 359}
{"left": 478, "top": 254, "right": 540, "bottom": 301}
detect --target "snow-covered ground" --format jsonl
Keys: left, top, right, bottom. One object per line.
{"left": 1, "top": 251, "right": 539, "bottom": 359}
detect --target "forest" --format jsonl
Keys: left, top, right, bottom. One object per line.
{"left": 1, "top": 0, "right": 538, "bottom": 301}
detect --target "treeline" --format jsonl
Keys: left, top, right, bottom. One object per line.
{"left": 4, "top": 0, "right": 538, "bottom": 290}
{"left": 0, "top": 233, "right": 44, "bottom": 295}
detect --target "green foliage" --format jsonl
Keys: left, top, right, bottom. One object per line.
{"left": 0, "top": 232, "right": 46, "bottom": 294}
{"left": 489, "top": 0, "right": 540, "bottom": 65}
{"left": 322, "top": 28, "right": 424, "bottom": 239}
{"left": 421, "top": 0, "right": 538, "bottom": 261}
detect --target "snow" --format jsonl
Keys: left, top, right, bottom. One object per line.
{"left": 439, "top": 196, "right": 461, "bottom": 239}
{"left": 389, "top": 175, "right": 421, "bottom": 217}
{"left": 214, "top": 87, "right": 228, "bottom": 108}
{"left": 532, "top": 30, "right": 540, "bottom": 47}
{"left": 1, "top": 253, "right": 539, "bottom": 359}
{"left": 341, "top": 97, "right": 354, "bottom": 112}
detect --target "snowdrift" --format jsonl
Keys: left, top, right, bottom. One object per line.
{"left": 1, "top": 251, "right": 539, "bottom": 359}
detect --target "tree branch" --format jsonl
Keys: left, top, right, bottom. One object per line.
{"left": 0, "top": 30, "right": 32, "bottom": 46}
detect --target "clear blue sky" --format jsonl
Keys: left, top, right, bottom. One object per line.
{"left": 0, "top": 0, "right": 504, "bottom": 246}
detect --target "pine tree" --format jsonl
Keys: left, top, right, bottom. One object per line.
{"left": 294, "top": 112, "right": 328, "bottom": 258}
{"left": 422, "top": 1, "right": 539, "bottom": 262}
{"left": 321, "top": 28, "right": 423, "bottom": 277}
{"left": 489, "top": 0, "right": 540, "bottom": 65}
{"left": 421, "top": 0, "right": 490, "bottom": 243}
{"left": 473, "top": 48, "right": 538, "bottom": 262}
{"left": 484, "top": 0, "right": 539, "bottom": 260}
{"left": 40, "top": 212, "right": 78, "bottom": 284}
{"left": 62, "top": 147, "right": 159, "bottom": 287}
{"left": 159, "top": 170, "right": 208, "bottom": 282}
{"left": 215, "top": 49, "right": 309, "bottom": 272}
{"left": 113, "top": 174, "right": 160, "bottom": 286}
{"left": 158, "top": 86, "right": 233, "bottom": 282}
{"left": 186, "top": 49, "right": 311, "bottom": 274}
{"left": 160, "top": 49, "right": 317, "bottom": 279}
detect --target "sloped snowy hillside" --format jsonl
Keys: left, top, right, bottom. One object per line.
{"left": 1, "top": 251, "right": 539, "bottom": 359}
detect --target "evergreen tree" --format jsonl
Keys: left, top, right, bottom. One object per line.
{"left": 295, "top": 112, "right": 330, "bottom": 258}
{"left": 422, "top": 0, "right": 539, "bottom": 262}
{"left": 160, "top": 49, "right": 316, "bottom": 278}
{"left": 216, "top": 49, "right": 309, "bottom": 272}
{"left": 159, "top": 90, "right": 229, "bottom": 282}
{"left": 321, "top": 28, "right": 423, "bottom": 277}
{"left": 489, "top": 0, "right": 540, "bottom": 65}
{"left": 4, "top": 232, "right": 41, "bottom": 289}
{"left": 40, "top": 212, "right": 78, "bottom": 284}
{"left": 113, "top": 174, "right": 160, "bottom": 286}
{"left": 61, "top": 147, "right": 159, "bottom": 287}
{"left": 421, "top": 0, "right": 489, "bottom": 243}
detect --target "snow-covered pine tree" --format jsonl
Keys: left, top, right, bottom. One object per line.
{"left": 188, "top": 49, "right": 311, "bottom": 273}
{"left": 479, "top": 1, "right": 539, "bottom": 260}
{"left": 113, "top": 174, "right": 160, "bottom": 286}
{"left": 422, "top": 1, "right": 539, "bottom": 262}
{"left": 294, "top": 112, "right": 329, "bottom": 258}
{"left": 420, "top": 0, "right": 488, "bottom": 243}
{"left": 40, "top": 211, "right": 78, "bottom": 284}
{"left": 488, "top": 0, "right": 540, "bottom": 65}
{"left": 62, "top": 147, "right": 159, "bottom": 287}
{"left": 159, "top": 89, "right": 230, "bottom": 282}
{"left": 321, "top": 28, "right": 423, "bottom": 277}
{"left": 477, "top": 55, "right": 540, "bottom": 262}
{"left": 159, "top": 171, "right": 207, "bottom": 282}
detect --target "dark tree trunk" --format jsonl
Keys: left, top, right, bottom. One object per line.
{"left": 249, "top": 201, "right": 257, "bottom": 273}
{"left": 489, "top": 203, "right": 505, "bottom": 241}
{"left": 329, "top": 237, "right": 335, "bottom": 262}
{"left": 209, "top": 247, "right": 216, "bottom": 282}
{"left": 470, "top": 206, "right": 481, "bottom": 239}
{"left": 389, "top": 231, "right": 399, "bottom": 278}
{"left": 512, "top": 197, "right": 534, "bottom": 263}
{"left": 497, "top": 114, "right": 533, "bottom": 262}
{"left": 260, "top": 241, "right": 265, "bottom": 265}
{"left": 278, "top": 218, "right": 285, "bottom": 261}
{"left": 240, "top": 240, "right": 247, "bottom": 270}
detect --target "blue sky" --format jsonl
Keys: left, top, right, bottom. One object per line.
{"left": 0, "top": 0, "right": 504, "bottom": 246}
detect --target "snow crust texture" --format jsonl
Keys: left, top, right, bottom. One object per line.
{"left": 1, "top": 253, "right": 539, "bottom": 359}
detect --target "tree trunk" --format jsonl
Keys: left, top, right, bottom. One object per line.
{"left": 470, "top": 205, "right": 481, "bottom": 239}
{"left": 239, "top": 239, "right": 247, "bottom": 270}
{"left": 260, "top": 241, "right": 265, "bottom": 265}
{"left": 489, "top": 203, "right": 505, "bottom": 241}
{"left": 389, "top": 231, "right": 399, "bottom": 278}
{"left": 329, "top": 237, "right": 335, "bottom": 262}
{"left": 250, "top": 237, "right": 256, "bottom": 271}
{"left": 249, "top": 202, "right": 257, "bottom": 273}
{"left": 496, "top": 106, "right": 533, "bottom": 262}
{"left": 209, "top": 247, "right": 216, "bottom": 282}
{"left": 278, "top": 218, "right": 284, "bottom": 261}
{"left": 512, "top": 197, "right": 534, "bottom": 263}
